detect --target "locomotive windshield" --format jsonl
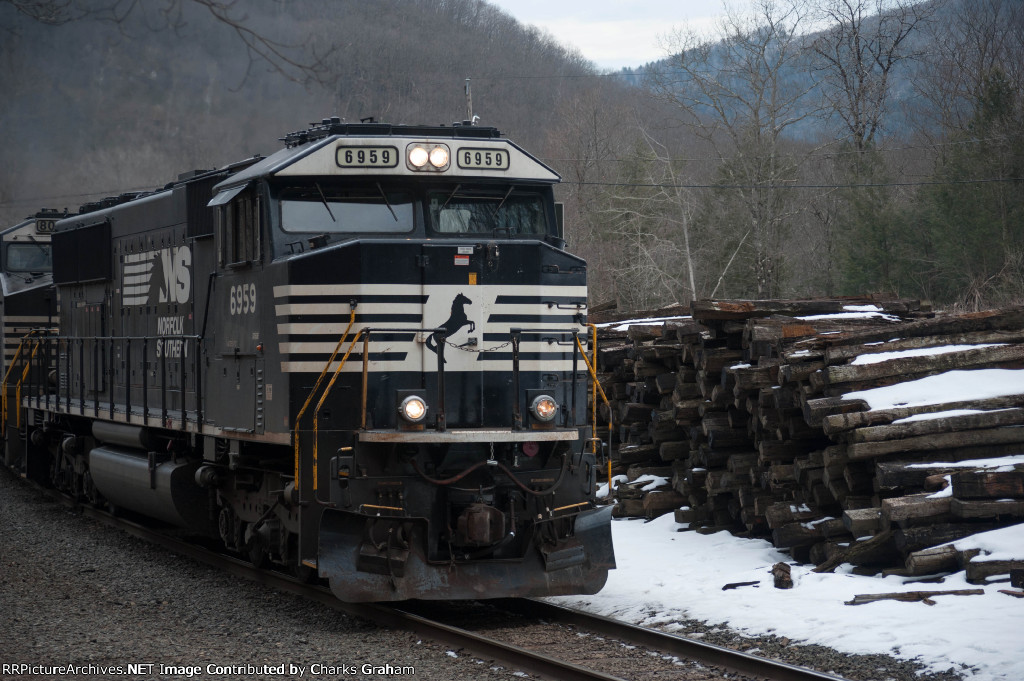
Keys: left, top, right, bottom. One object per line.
{"left": 6, "top": 242, "right": 52, "bottom": 273}
{"left": 279, "top": 184, "right": 413, "bottom": 234}
{"left": 427, "top": 189, "right": 546, "bottom": 236}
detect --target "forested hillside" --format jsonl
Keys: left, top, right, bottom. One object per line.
{"left": 0, "top": 0, "right": 604, "bottom": 220}
{"left": 589, "top": 0, "right": 1024, "bottom": 310}
{"left": 1, "top": 0, "right": 1021, "bottom": 309}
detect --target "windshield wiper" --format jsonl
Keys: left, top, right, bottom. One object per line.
{"left": 26, "top": 233, "right": 51, "bottom": 257}
{"left": 496, "top": 185, "right": 515, "bottom": 211}
{"left": 376, "top": 182, "right": 398, "bottom": 222}
{"left": 440, "top": 184, "right": 462, "bottom": 211}
{"left": 315, "top": 182, "right": 336, "bottom": 222}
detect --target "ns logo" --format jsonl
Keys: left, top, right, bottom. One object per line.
{"left": 155, "top": 246, "right": 192, "bottom": 305}
{"left": 123, "top": 245, "right": 192, "bottom": 307}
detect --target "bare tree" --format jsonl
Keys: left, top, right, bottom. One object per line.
{"left": 544, "top": 85, "right": 639, "bottom": 305}
{"left": 804, "top": 1, "right": 934, "bottom": 296}
{"left": 0, "top": 0, "right": 327, "bottom": 83}
{"left": 601, "top": 135, "right": 698, "bottom": 307}
{"left": 654, "top": 0, "right": 816, "bottom": 298}
{"left": 914, "top": 0, "right": 1024, "bottom": 138}
{"left": 810, "top": 0, "right": 935, "bottom": 151}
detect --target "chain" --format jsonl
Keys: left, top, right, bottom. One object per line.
{"left": 443, "top": 338, "right": 513, "bottom": 354}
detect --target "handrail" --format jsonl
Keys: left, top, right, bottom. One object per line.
{"left": 587, "top": 324, "right": 599, "bottom": 452}
{"left": 1, "top": 335, "right": 30, "bottom": 435}
{"left": 2, "top": 329, "right": 55, "bottom": 436}
{"left": 14, "top": 340, "right": 42, "bottom": 430}
{"left": 312, "top": 328, "right": 365, "bottom": 496}
{"left": 574, "top": 332, "right": 613, "bottom": 487}
{"left": 6, "top": 332, "right": 199, "bottom": 430}
{"left": 587, "top": 323, "right": 614, "bottom": 490}
{"left": 357, "top": 326, "right": 447, "bottom": 432}
{"left": 292, "top": 307, "right": 357, "bottom": 497}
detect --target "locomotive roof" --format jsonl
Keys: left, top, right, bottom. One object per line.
{"left": 1, "top": 209, "right": 66, "bottom": 237}
{"left": 212, "top": 121, "right": 559, "bottom": 194}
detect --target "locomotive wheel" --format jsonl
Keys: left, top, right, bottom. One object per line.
{"left": 82, "top": 470, "right": 105, "bottom": 508}
{"left": 291, "top": 561, "right": 318, "bottom": 584}
{"left": 246, "top": 530, "right": 269, "bottom": 569}
{"left": 287, "top": 536, "right": 317, "bottom": 583}
{"left": 218, "top": 506, "right": 240, "bottom": 552}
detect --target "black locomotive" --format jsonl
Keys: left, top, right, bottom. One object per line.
{"left": 1, "top": 120, "right": 614, "bottom": 601}
{"left": 1, "top": 209, "right": 59, "bottom": 479}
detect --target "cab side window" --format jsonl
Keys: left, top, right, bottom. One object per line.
{"left": 218, "top": 190, "right": 261, "bottom": 266}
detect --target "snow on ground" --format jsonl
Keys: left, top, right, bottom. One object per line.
{"left": 797, "top": 311, "right": 902, "bottom": 322}
{"left": 850, "top": 344, "right": 1006, "bottom": 365}
{"left": 594, "top": 316, "right": 690, "bottom": 332}
{"left": 951, "top": 524, "right": 1024, "bottom": 562}
{"left": 566, "top": 329, "right": 1024, "bottom": 677}
{"left": 842, "top": 369, "right": 1024, "bottom": 410}
{"left": 551, "top": 515, "right": 1024, "bottom": 680}
{"left": 907, "top": 455, "right": 1024, "bottom": 471}
{"left": 892, "top": 409, "right": 1004, "bottom": 424}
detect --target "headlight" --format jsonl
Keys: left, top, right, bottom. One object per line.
{"left": 530, "top": 395, "right": 558, "bottom": 422}
{"left": 399, "top": 395, "right": 428, "bottom": 423}
{"left": 408, "top": 146, "right": 429, "bottom": 168}
{"left": 429, "top": 145, "right": 449, "bottom": 168}
{"left": 406, "top": 143, "right": 450, "bottom": 171}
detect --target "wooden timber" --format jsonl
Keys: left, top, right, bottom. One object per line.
{"left": 823, "top": 395, "right": 1024, "bottom": 434}
{"left": 824, "top": 329, "right": 1024, "bottom": 364}
{"left": 845, "top": 427, "right": 1024, "bottom": 460}
{"left": 841, "top": 409, "right": 1024, "bottom": 444}
{"left": 951, "top": 469, "right": 1024, "bottom": 499}
{"left": 816, "top": 344, "right": 1024, "bottom": 388}
{"left": 844, "top": 589, "right": 984, "bottom": 605}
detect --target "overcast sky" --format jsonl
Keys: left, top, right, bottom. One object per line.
{"left": 488, "top": 0, "right": 729, "bottom": 70}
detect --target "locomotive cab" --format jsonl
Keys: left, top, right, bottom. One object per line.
{"left": 0, "top": 210, "right": 59, "bottom": 474}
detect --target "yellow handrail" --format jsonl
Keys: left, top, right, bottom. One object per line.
{"left": 293, "top": 309, "right": 357, "bottom": 494}
{"left": 2, "top": 330, "right": 48, "bottom": 436}
{"left": 14, "top": 341, "right": 42, "bottom": 430}
{"left": 312, "top": 328, "right": 365, "bottom": 493}
{"left": 588, "top": 324, "right": 598, "bottom": 452}
{"left": 574, "top": 332, "right": 613, "bottom": 487}
{"left": 1, "top": 339, "right": 28, "bottom": 435}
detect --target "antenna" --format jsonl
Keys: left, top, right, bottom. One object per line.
{"left": 465, "top": 78, "right": 473, "bottom": 123}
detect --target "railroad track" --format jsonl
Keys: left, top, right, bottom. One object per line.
{"left": 20, "top": 471, "right": 849, "bottom": 681}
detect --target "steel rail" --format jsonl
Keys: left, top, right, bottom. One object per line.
{"left": 17, "top": 477, "right": 624, "bottom": 681}
{"left": 498, "top": 598, "right": 850, "bottom": 681}
{"left": 12, "top": 469, "right": 849, "bottom": 681}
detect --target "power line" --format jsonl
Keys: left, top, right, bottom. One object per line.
{"left": 1, "top": 175, "right": 1018, "bottom": 212}
{"left": 563, "top": 177, "right": 1023, "bottom": 190}
{"left": 538, "top": 134, "right": 1020, "bottom": 166}
{"left": 468, "top": 72, "right": 647, "bottom": 80}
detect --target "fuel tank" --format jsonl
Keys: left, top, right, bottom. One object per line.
{"left": 87, "top": 445, "right": 209, "bottom": 528}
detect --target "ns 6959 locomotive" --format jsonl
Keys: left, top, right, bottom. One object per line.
{"left": 3, "top": 119, "right": 614, "bottom": 601}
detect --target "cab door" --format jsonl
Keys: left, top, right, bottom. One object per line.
{"left": 206, "top": 185, "right": 263, "bottom": 434}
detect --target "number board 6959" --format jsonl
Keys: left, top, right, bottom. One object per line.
{"left": 457, "top": 148, "right": 510, "bottom": 170}
{"left": 335, "top": 145, "right": 399, "bottom": 168}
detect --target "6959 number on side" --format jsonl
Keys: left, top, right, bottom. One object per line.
{"left": 457, "top": 148, "right": 510, "bottom": 170}
{"left": 335, "top": 145, "right": 399, "bottom": 168}
{"left": 229, "top": 283, "right": 257, "bottom": 315}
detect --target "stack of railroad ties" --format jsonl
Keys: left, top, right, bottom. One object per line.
{"left": 591, "top": 298, "right": 1024, "bottom": 586}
